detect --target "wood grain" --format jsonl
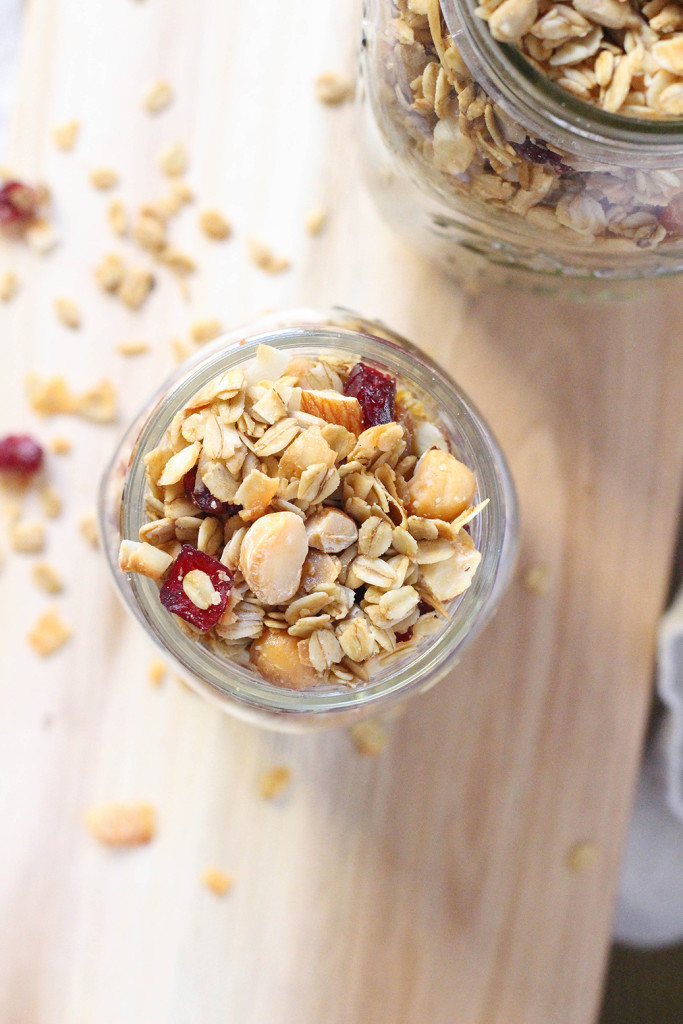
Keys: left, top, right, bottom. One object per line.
{"left": 1, "top": 1, "right": 682, "bottom": 1022}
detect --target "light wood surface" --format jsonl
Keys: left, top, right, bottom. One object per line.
{"left": 1, "top": 1, "right": 682, "bottom": 1022}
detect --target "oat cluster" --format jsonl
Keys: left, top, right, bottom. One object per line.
{"left": 119, "top": 345, "right": 486, "bottom": 691}
{"left": 380, "top": 0, "right": 683, "bottom": 249}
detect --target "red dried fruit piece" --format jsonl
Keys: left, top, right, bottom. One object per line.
{"left": 659, "top": 194, "right": 683, "bottom": 237}
{"left": 183, "top": 467, "right": 239, "bottom": 517}
{"left": 512, "top": 138, "right": 572, "bottom": 177}
{"left": 0, "top": 434, "right": 44, "bottom": 474}
{"left": 395, "top": 627, "right": 414, "bottom": 643}
{"left": 344, "top": 363, "right": 396, "bottom": 427}
{"left": 0, "top": 180, "right": 42, "bottom": 226}
{"left": 159, "top": 544, "right": 234, "bottom": 631}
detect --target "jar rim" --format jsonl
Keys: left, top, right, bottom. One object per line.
{"left": 441, "top": 0, "right": 683, "bottom": 163}
{"left": 100, "top": 310, "right": 518, "bottom": 721}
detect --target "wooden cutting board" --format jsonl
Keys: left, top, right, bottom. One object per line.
{"left": 1, "top": 1, "right": 682, "bottom": 1022}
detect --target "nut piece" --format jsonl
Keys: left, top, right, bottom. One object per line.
{"left": 239, "top": 511, "right": 308, "bottom": 604}
{"left": 304, "top": 206, "right": 328, "bottom": 235}
{"left": 299, "top": 390, "right": 362, "bottom": 434}
{"left": 315, "top": 71, "right": 355, "bottom": 105}
{"left": 27, "top": 606, "right": 72, "bottom": 656}
{"left": 54, "top": 297, "right": 81, "bottom": 329}
{"left": 90, "top": 167, "right": 119, "bottom": 190}
{"left": 407, "top": 449, "right": 476, "bottom": 521}
{"left": 259, "top": 765, "right": 292, "bottom": 799}
{"left": 10, "top": 521, "right": 45, "bottom": 553}
{"left": 201, "top": 866, "right": 234, "bottom": 894}
{"left": 119, "top": 539, "right": 174, "bottom": 580}
{"left": 160, "top": 142, "right": 187, "bottom": 177}
{"left": 52, "top": 120, "right": 79, "bottom": 151}
{"left": 32, "top": 561, "right": 63, "bottom": 594}
{"left": 84, "top": 802, "right": 156, "bottom": 846}
{"left": 305, "top": 508, "right": 359, "bottom": 553}
{"left": 143, "top": 80, "right": 173, "bottom": 113}
{"left": 420, "top": 532, "right": 481, "bottom": 601}
{"left": 199, "top": 209, "right": 231, "bottom": 240}
{"left": 249, "top": 628, "right": 322, "bottom": 688}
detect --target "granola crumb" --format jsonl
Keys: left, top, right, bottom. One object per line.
{"left": 84, "top": 801, "right": 156, "bottom": 846}
{"left": 10, "top": 520, "right": 46, "bottom": 553}
{"left": 89, "top": 167, "right": 119, "bottom": 191}
{"left": 148, "top": 656, "right": 167, "bottom": 686}
{"left": 25, "top": 218, "right": 60, "bottom": 255}
{"left": 521, "top": 564, "right": 551, "bottom": 595}
{"left": 107, "top": 199, "right": 127, "bottom": 237}
{"left": 567, "top": 840, "right": 600, "bottom": 872}
{"left": 158, "top": 246, "right": 195, "bottom": 277}
{"left": 116, "top": 339, "right": 150, "bottom": 357}
{"left": 28, "top": 606, "right": 72, "bottom": 656}
{"left": 258, "top": 765, "right": 292, "bottom": 799}
{"left": 143, "top": 80, "right": 173, "bottom": 113}
{"left": 168, "top": 179, "right": 194, "bottom": 209}
{"left": 189, "top": 318, "right": 222, "bottom": 344}
{"left": 304, "top": 206, "right": 328, "bottom": 235}
{"left": 315, "top": 71, "right": 355, "bottom": 105}
{"left": 117, "top": 267, "right": 155, "bottom": 309}
{"left": 52, "top": 120, "right": 79, "bottom": 151}
{"left": 247, "top": 237, "right": 291, "bottom": 274}
{"left": 54, "top": 297, "right": 81, "bottom": 329}
{"left": 201, "top": 866, "right": 234, "bottom": 895}
{"left": 95, "top": 252, "right": 125, "bottom": 293}
{"left": 77, "top": 379, "right": 118, "bottom": 423}
{"left": 32, "top": 561, "right": 63, "bottom": 594}
{"left": 79, "top": 511, "right": 99, "bottom": 548}
{"left": 199, "top": 208, "right": 231, "bottom": 240}
{"left": 39, "top": 482, "right": 62, "bottom": 519}
{"left": 27, "top": 374, "right": 116, "bottom": 423}
{"left": 0, "top": 271, "right": 18, "bottom": 302}
{"left": 350, "top": 719, "right": 387, "bottom": 756}
{"left": 50, "top": 435, "right": 72, "bottom": 455}
{"left": 160, "top": 142, "right": 187, "bottom": 177}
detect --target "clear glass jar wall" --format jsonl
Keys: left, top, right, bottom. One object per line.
{"left": 361, "top": 0, "right": 683, "bottom": 288}
{"left": 99, "top": 310, "right": 518, "bottom": 730}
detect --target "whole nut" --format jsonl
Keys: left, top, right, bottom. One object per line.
{"left": 249, "top": 628, "right": 322, "bottom": 689}
{"left": 306, "top": 508, "right": 359, "bottom": 553}
{"left": 420, "top": 533, "right": 482, "bottom": 601}
{"left": 239, "top": 511, "right": 308, "bottom": 605}
{"left": 407, "top": 449, "right": 476, "bottom": 522}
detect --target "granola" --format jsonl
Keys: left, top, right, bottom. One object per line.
{"left": 372, "top": 0, "right": 683, "bottom": 256}
{"left": 118, "top": 345, "right": 487, "bottom": 691}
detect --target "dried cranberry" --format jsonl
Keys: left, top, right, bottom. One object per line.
{"left": 159, "top": 544, "right": 234, "bottom": 631}
{"left": 344, "top": 363, "right": 396, "bottom": 428}
{"left": 395, "top": 627, "right": 414, "bottom": 643}
{"left": 417, "top": 600, "right": 432, "bottom": 615}
{"left": 512, "top": 138, "right": 572, "bottom": 177}
{"left": 0, "top": 434, "right": 44, "bottom": 474}
{"left": 659, "top": 194, "right": 683, "bottom": 238}
{"left": 183, "top": 467, "right": 239, "bottom": 517}
{"left": 0, "top": 181, "right": 40, "bottom": 226}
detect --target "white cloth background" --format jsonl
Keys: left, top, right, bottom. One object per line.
{"left": 0, "top": 0, "right": 681, "bottom": 951}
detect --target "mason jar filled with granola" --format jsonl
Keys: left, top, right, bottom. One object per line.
{"left": 99, "top": 310, "right": 517, "bottom": 729}
{"left": 361, "top": 0, "right": 683, "bottom": 291}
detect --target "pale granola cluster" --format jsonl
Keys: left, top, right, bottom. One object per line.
{"left": 376, "top": 0, "right": 683, "bottom": 251}
{"left": 119, "top": 345, "right": 487, "bottom": 691}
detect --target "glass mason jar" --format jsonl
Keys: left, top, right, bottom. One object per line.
{"left": 99, "top": 309, "right": 518, "bottom": 730}
{"left": 361, "top": 0, "right": 683, "bottom": 293}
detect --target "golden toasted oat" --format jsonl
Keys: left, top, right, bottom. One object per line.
{"left": 25, "top": 219, "right": 60, "bottom": 255}
{"left": 350, "top": 719, "right": 387, "bottom": 756}
{"left": 201, "top": 866, "right": 234, "bottom": 895}
{"left": 143, "top": 80, "right": 173, "bottom": 113}
{"left": 76, "top": 380, "right": 118, "bottom": 423}
{"left": 90, "top": 167, "right": 119, "bottom": 191}
{"left": 54, "top": 297, "right": 81, "bottom": 329}
{"left": 521, "top": 563, "right": 551, "bottom": 595}
{"left": 246, "top": 237, "right": 290, "bottom": 274}
{"left": 304, "top": 206, "right": 328, "bottom": 235}
{"left": 160, "top": 142, "right": 187, "bottom": 177}
{"left": 52, "top": 119, "right": 79, "bottom": 151}
{"left": 84, "top": 802, "right": 156, "bottom": 847}
{"left": 148, "top": 657, "right": 167, "bottom": 686}
{"left": 95, "top": 252, "right": 126, "bottom": 293}
{"left": 258, "top": 765, "right": 292, "bottom": 799}
{"left": 0, "top": 271, "right": 18, "bottom": 302}
{"left": 190, "top": 318, "right": 223, "bottom": 344}
{"left": 567, "top": 841, "right": 600, "bottom": 872}
{"left": 107, "top": 199, "right": 127, "bottom": 237}
{"left": 116, "top": 339, "right": 150, "bottom": 357}
{"left": 27, "top": 606, "right": 72, "bottom": 656}
{"left": 79, "top": 512, "right": 99, "bottom": 548}
{"left": 39, "top": 483, "right": 62, "bottom": 519}
{"left": 32, "top": 561, "right": 63, "bottom": 594}
{"left": 117, "top": 267, "right": 155, "bottom": 309}
{"left": 199, "top": 209, "right": 231, "bottom": 240}
{"left": 10, "top": 521, "right": 46, "bottom": 553}
{"left": 50, "top": 435, "right": 72, "bottom": 455}
{"left": 158, "top": 246, "right": 195, "bottom": 276}
{"left": 315, "top": 71, "right": 355, "bottom": 105}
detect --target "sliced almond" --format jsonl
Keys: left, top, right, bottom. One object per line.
{"left": 299, "top": 390, "right": 362, "bottom": 435}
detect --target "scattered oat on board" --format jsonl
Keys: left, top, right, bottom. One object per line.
{"left": 160, "top": 142, "right": 187, "bottom": 177}
{"left": 52, "top": 119, "right": 79, "bottom": 151}
{"left": 144, "top": 80, "right": 173, "bottom": 113}
{"left": 39, "top": 483, "right": 62, "bottom": 519}
{"left": 32, "top": 561, "right": 64, "bottom": 595}
{"left": 107, "top": 200, "right": 127, "bottom": 237}
{"left": 199, "top": 209, "right": 231, "bottom": 240}
{"left": 201, "top": 867, "right": 234, "bottom": 895}
{"left": 25, "top": 219, "right": 60, "bottom": 255}
{"left": 117, "top": 339, "right": 150, "bottom": 357}
{"left": 350, "top": 718, "right": 388, "bottom": 756}
{"left": 10, "top": 521, "right": 45, "bottom": 554}
{"left": 315, "top": 71, "right": 356, "bottom": 105}
{"left": 0, "top": 271, "right": 18, "bottom": 302}
{"left": 50, "top": 435, "right": 72, "bottom": 455}
{"left": 247, "top": 237, "right": 291, "bottom": 274}
{"left": 259, "top": 766, "right": 292, "bottom": 799}
{"left": 190, "top": 318, "right": 223, "bottom": 344}
{"left": 90, "top": 167, "right": 119, "bottom": 191}
{"left": 148, "top": 656, "right": 167, "bottom": 686}
{"left": 84, "top": 802, "right": 156, "bottom": 847}
{"left": 304, "top": 206, "right": 328, "bottom": 235}
{"left": 54, "top": 297, "right": 81, "bottom": 329}
{"left": 27, "top": 606, "right": 72, "bottom": 656}
{"left": 27, "top": 374, "right": 117, "bottom": 423}
{"left": 522, "top": 563, "right": 551, "bottom": 594}
{"left": 79, "top": 512, "right": 99, "bottom": 548}
{"left": 567, "top": 840, "right": 601, "bottom": 871}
